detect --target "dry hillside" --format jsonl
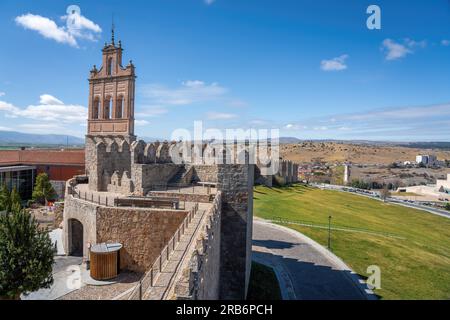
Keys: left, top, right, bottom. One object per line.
{"left": 280, "top": 142, "right": 450, "bottom": 165}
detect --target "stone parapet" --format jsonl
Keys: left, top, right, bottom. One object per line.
{"left": 174, "top": 192, "right": 222, "bottom": 300}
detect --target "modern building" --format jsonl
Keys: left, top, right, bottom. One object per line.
{"left": 398, "top": 173, "right": 450, "bottom": 200}
{"left": 0, "top": 148, "right": 85, "bottom": 199}
{"left": 0, "top": 165, "right": 36, "bottom": 200}
{"left": 416, "top": 154, "right": 437, "bottom": 166}
{"left": 437, "top": 174, "right": 450, "bottom": 193}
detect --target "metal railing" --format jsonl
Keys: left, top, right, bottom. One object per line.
{"left": 121, "top": 202, "right": 200, "bottom": 300}
{"left": 272, "top": 217, "right": 405, "bottom": 239}
{"left": 69, "top": 187, "right": 188, "bottom": 210}
{"left": 70, "top": 188, "right": 118, "bottom": 207}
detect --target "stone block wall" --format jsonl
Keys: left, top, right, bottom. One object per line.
{"left": 192, "top": 165, "right": 220, "bottom": 182}
{"left": 96, "top": 207, "right": 187, "bottom": 272}
{"left": 64, "top": 183, "right": 188, "bottom": 272}
{"left": 174, "top": 192, "right": 222, "bottom": 300}
{"left": 147, "top": 191, "right": 213, "bottom": 204}
{"left": 85, "top": 135, "right": 135, "bottom": 192}
{"left": 216, "top": 164, "right": 254, "bottom": 299}
{"left": 131, "top": 163, "right": 180, "bottom": 195}
{"left": 63, "top": 193, "right": 98, "bottom": 258}
{"left": 256, "top": 160, "right": 299, "bottom": 186}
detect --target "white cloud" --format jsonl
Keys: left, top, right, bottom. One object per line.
{"left": 442, "top": 40, "right": 450, "bottom": 46}
{"left": 15, "top": 14, "right": 77, "bottom": 46}
{"left": 0, "top": 92, "right": 5, "bottom": 97}
{"left": 285, "top": 124, "right": 298, "bottom": 130}
{"left": 0, "top": 94, "right": 87, "bottom": 123}
{"left": 204, "top": 0, "right": 216, "bottom": 5}
{"left": 18, "top": 123, "right": 65, "bottom": 133}
{"left": 135, "top": 107, "right": 169, "bottom": 118}
{"left": 142, "top": 80, "right": 228, "bottom": 106}
{"left": 382, "top": 38, "right": 426, "bottom": 61}
{"left": 207, "top": 112, "right": 237, "bottom": 120}
{"left": 0, "top": 126, "right": 12, "bottom": 131}
{"left": 15, "top": 10, "right": 101, "bottom": 47}
{"left": 135, "top": 120, "right": 150, "bottom": 126}
{"left": 40, "top": 94, "right": 64, "bottom": 105}
{"left": 320, "top": 54, "right": 349, "bottom": 71}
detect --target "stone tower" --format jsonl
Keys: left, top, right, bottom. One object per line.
{"left": 85, "top": 29, "right": 136, "bottom": 191}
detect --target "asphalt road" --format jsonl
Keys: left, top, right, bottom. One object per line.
{"left": 315, "top": 183, "right": 450, "bottom": 219}
{"left": 252, "top": 219, "right": 375, "bottom": 300}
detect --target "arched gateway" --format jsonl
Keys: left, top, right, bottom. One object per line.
{"left": 68, "top": 219, "right": 84, "bottom": 257}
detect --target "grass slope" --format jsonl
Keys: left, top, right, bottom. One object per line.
{"left": 254, "top": 184, "right": 450, "bottom": 300}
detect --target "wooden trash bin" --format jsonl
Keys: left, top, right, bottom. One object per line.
{"left": 90, "top": 243, "right": 122, "bottom": 281}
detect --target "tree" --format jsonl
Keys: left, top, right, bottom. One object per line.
{"left": 0, "top": 186, "right": 22, "bottom": 214}
{"left": 0, "top": 184, "right": 11, "bottom": 213}
{"left": 32, "top": 173, "right": 56, "bottom": 205}
{"left": 380, "top": 185, "right": 391, "bottom": 202}
{"left": 445, "top": 203, "right": 450, "bottom": 211}
{"left": 10, "top": 188, "right": 22, "bottom": 214}
{"left": 0, "top": 209, "right": 55, "bottom": 299}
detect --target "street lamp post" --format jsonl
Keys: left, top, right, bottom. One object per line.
{"left": 328, "top": 215, "right": 332, "bottom": 251}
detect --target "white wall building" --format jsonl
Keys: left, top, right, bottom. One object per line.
{"left": 416, "top": 154, "right": 437, "bottom": 166}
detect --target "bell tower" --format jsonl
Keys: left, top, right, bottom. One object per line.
{"left": 85, "top": 27, "right": 136, "bottom": 192}
{"left": 87, "top": 26, "right": 136, "bottom": 138}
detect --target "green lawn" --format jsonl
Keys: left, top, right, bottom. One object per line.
{"left": 254, "top": 184, "right": 450, "bottom": 300}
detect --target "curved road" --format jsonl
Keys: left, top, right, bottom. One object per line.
{"left": 252, "top": 219, "right": 375, "bottom": 300}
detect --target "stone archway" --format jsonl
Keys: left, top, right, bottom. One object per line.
{"left": 69, "top": 219, "right": 84, "bottom": 257}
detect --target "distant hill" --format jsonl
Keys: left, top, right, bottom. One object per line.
{"left": 280, "top": 141, "right": 450, "bottom": 165}
{"left": 0, "top": 131, "right": 84, "bottom": 146}
{"left": 398, "top": 142, "right": 450, "bottom": 150}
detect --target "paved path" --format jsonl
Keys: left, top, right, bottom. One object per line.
{"left": 253, "top": 219, "right": 376, "bottom": 300}
{"left": 22, "top": 256, "right": 83, "bottom": 300}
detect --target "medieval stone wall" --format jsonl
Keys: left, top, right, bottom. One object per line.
{"left": 256, "top": 160, "right": 299, "bottom": 186}
{"left": 85, "top": 135, "right": 135, "bottom": 192}
{"left": 174, "top": 192, "right": 222, "bottom": 300}
{"left": 63, "top": 193, "right": 98, "bottom": 258}
{"left": 131, "top": 163, "right": 180, "bottom": 195}
{"left": 192, "top": 165, "right": 220, "bottom": 182}
{"left": 216, "top": 164, "right": 254, "bottom": 299}
{"left": 96, "top": 207, "right": 187, "bottom": 272}
{"left": 147, "top": 191, "right": 213, "bottom": 203}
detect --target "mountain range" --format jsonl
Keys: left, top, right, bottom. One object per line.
{"left": 0, "top": 130, "right": 84, "bottom": 146}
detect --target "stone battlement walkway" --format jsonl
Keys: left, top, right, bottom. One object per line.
{"left": 143, "top": 202, "right": 211, "bottom": 300}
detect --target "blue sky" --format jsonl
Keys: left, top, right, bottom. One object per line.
{"left": 0, "top": 0, "right": 449, "bottom": 141}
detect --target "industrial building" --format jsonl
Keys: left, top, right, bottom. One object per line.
{"left": 0, "top": 148, "right": 84, "bottom": 199}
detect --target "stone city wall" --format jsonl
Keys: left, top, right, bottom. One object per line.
{"left": 192, "top": 165, "right": 220, "bottom": 183}
{"left": 256, "top": 160, "right": 299, "bottom": 187}
{"left": 216, "top": 164, "right": 254, "bottom": 299}
{"left": 131, "top": 163, "right": 180, "bottom": 195}
{"left": 63, "top": 191, "right": 98, "bottom": 258}
{"left": 147, "top": 191, "right": 213, "bottom": 204}
{"left": 64, "top": 180, "right": 188, "bottom": 272}
{"left": 174, "top": 192, "right": 222, "bottom": 300}
{"left": 96, "top": 207, "right": 187, "bottom": 273}
{"left": 85, "top": 135, "right": 134, "bottom": 192}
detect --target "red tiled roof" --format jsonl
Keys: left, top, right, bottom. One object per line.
{"left": 0, "top": 149, "right": 85, "bottom": 166}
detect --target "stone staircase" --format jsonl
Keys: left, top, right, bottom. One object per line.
{"left": 169, "top": 166, "right": 193, "bottom": 185}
